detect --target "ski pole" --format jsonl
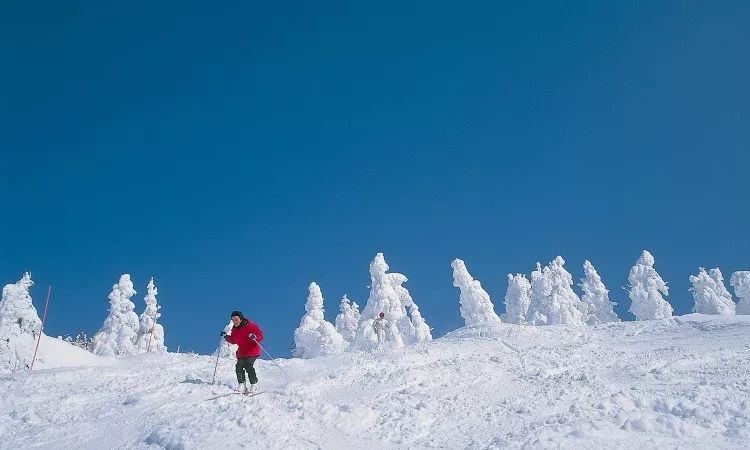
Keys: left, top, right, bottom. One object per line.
{"left": 252, "top": 338, "right": 293, "bottom": 380}
{"left": 211, "top": 336, "right": 223, "bottom": 384}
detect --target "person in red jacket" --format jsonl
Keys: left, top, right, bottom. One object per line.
{"left": 221, "top": 310, "right": 264, "bottom": 394}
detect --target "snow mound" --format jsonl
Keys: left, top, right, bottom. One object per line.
{"left": 34, "top": 334, "right": 117, "bottom": 370}
{"left": 1, "top": 315, "right": 749, "bottom": 449}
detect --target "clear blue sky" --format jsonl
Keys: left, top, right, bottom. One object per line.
{"left": 2, "top": 1, "right": 749, "bottom": 356}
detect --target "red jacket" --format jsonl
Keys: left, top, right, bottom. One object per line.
{"left": 225, "top": 319, "right": 264, "bottom": 358}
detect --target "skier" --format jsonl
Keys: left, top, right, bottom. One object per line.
{"left": 372, "top": 312, "right": 387, "bottom": 349}
{"left": 220, "top": 310, "right": 264, "bottom": 394}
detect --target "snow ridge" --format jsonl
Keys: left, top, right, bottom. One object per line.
{"left": 2, "top": 314, "right": 749, "bottom": 449}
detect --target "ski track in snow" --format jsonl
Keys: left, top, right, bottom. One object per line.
{"left": 1, "top": 314, "right": 749, "bottom": 449}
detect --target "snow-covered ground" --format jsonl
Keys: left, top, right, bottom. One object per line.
{"left": 1, "top": 314, "right": 749, "bottom": 449}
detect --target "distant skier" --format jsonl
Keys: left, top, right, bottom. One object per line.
{"left": 221, "top": 310, "right": 264, "bottom": 394}
{"left": 372, "top": 312, "right": 387, "bottom": 348}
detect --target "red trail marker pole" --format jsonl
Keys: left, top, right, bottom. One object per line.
{"left": 30, "top": 286, "right": 52, "bottom": 371}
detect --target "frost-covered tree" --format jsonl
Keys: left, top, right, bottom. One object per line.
{"left": 527, "top": 257, "right": 586, "bottom": 326}
{"left": 708, "top": 269, "right": 734, "bottom": 307}
{"left": 545, "top": 256, "right": 587, "bottom": 325}
{"left": 0, "top": 272, "right": 42, "bottom": 372}
{"left": 216, "top": 320, "right": 237, "bottom": 358}
{"left": 690, "top": 268, "right": 735, "bottom": 315}
{"left": 358, "top": 253, "right": 407, "bottom": 325}
{"left": 730, "top": 271, "right": 750, "bottom": 315}
{"left": 353, "top": 253, "right": 431, "bottom": 350}
{"left": 393, "top": 271, "right": 432, "bottom": 344}
{"left": 59, "top": 330, "right": 92, "bottom": 350}
{"left": 527, "top": 262, "right": 551, "bottom": 325}
{"left": 451, "top": 259, "right": 501, "bottom": 326}
{"left": 73, "top": 330, "right": 92, "bottom": 350}
{"left": 136, "top": 278, "right": 167, "bottom": 353}
{"left": 293, "top": 282, "right": 347, "bottom": 358}
{"left": 503, "top": 273, "right": 532, "bottom": 324}
{"left": 408, "top": 303, "right": 432, "bottom": 343}
{"left": 580, "top": 260, "right": 620, "bottom": 325}
{"left": 628, "top": 250, "right": 673, "bottom": 320}
{"left": 92, "top": 274, "right": 140, "bottom": 357}
{"left": 335, "top": 295, "right": 360, "bottom": 342}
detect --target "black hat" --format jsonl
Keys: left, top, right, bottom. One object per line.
{"left": 230, "top": 310, "right": 244, "bottom": 318}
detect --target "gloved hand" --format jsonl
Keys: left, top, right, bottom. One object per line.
{"left": 220, "top": 331, "right": 227, "bottom": 337}
{"left": 248, "top": 333, "right": 257, "bottom": 340}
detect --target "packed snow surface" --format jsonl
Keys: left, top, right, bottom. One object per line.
{"left": 2, "top": 314, "right": 749, "bottom": 449}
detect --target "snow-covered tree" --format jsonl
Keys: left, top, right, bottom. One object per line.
{"left": 216, "top": 320, "right": 237, "bottom": 358}
{"left": 527, "top": 257, "right": 586, "bottom": 326}
{"left": 730, "top": 271, "right": 750, "bottom": 315}
{"left": 451, "top": 259, "right": 501, "bottom": 326}
{"left": 293, "top": 282, "right": 347, "bottom": 358}
{"left": 335, "top": 295, "right": 360, "bottom": 342}
{"left": 580, "top": 260, "right": 620, "bottom": 325}
{"left": 708, "top": 269, "right": 734, "bottom": 307}
{"left": 690, "top": 268, "right": 735, "bottom": 315}
{"left": 503, "top": 273, "right": 532, "bottom": 324}
{"left": 545, "top": 256, "right": 587, "bottom": 325}
{"left": 393, "top": 271, "right": 432, "bottom": 344}
{"left": 59, "top": 330, "right": 92, "bottom": 350}
{"left": 92, "top": 274, "right": 140, "bottom": 357}
{"left": 136, "top": 278, "right": 167, "bottom": 353}
{"left": 353, "top": 253, "right": 431, "bottom": 350}
{"left": 0, "top": 272, "right": 42, "bottom": 372}
{"left": 628, "top": 250, "right": 673, "bottom": 320}
{"left": 527, "top": 262, "right": 550, "bottom": 325}
{"left": 408, "top": 303, "right": 432, "bottom": 343}
{"left": 358, "top": 254, "right": 407, "bottom": 325}
{"left": 73, "top": 330, "right": 92, "bottom": 350}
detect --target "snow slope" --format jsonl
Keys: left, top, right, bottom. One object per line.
{"left": 1, "top": 315, "right": 749, "bottom": 449}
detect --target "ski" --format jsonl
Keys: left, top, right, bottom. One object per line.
{"left": 243, "top": 390, "right": 266, "bottom": 398}
{"left": 205, "top": 391, "right": 266, "bottom": 401}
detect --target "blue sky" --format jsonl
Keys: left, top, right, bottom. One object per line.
{"left": 1, "top": 1, "right": 749, "bottom": 356}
